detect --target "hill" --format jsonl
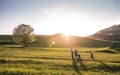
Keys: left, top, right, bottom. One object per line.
{"left": 50, "top": 33, "right": 111, "bottom": 47}
{"left": 0, "top": 34, "right": 112, "bottom": 47}
{"left": 0, "top": 35, "right": 14, "bottom": 45}
{"left": 0, "top": 35, "right": 12, "bottom": 40}
{"left": 89, "top": 25, "right": 120, "bottom": 41}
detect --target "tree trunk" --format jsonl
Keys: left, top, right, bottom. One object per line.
{"left": 23, "top": 41, "right": 27, "bottom": 47}
{"left": 24, "top": 43, "right": 27, "bottom": 47}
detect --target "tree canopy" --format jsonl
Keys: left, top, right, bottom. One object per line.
{"left": 12, "top": 24, "right": 36, "bottom": 47}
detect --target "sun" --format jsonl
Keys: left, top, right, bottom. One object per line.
{"left": 42, "top": 11, "right": 83, "bottom": 35}
{"left": 36, "top": 7, "right": 100, "bottom": 37}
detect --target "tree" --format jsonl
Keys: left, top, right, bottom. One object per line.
{"left": 12, "top": 24, "right": 36, "bottom": 47}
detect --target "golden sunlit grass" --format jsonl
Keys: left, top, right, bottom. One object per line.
{"left": 0, "top": 46, "right": 120, "bottom": 75}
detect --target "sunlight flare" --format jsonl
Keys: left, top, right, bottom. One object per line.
{"left": 64, "top": 33, "right": 69, "bottom": 45}
{"left": 35, "top": 7, "right": 103, "bottom": 36}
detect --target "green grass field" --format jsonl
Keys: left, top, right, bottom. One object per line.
{"left": 0, "top": 46, "right": 120, "bottom": 75}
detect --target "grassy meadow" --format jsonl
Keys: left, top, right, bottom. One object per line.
{"left": 0, "top": 46, "right": 120, "bottom": 75}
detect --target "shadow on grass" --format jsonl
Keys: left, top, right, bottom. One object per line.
{"left": 109, "top": 61, "right": 120, "bottom": 63}
{"left": 97, "top": 49, "right": 119, "bottom": 54}
{"left": 114, "top": 49, "right": 120, "bottom": 52}
{"left": 72, "top": 59, "right": 81, "bottom": 75}
{"left": 0, "top": 59, "right": 42, "bottom": 64}
{"left": 72, "top": 59, "right": 87, "bottom": 75}
{"left": 77, "top": 59, "right": 87, "bottom": 71}
{"left": 95, "top": 60, "right": 120, "bottom": 72}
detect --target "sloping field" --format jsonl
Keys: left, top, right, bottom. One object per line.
{"left": 0, "top": 46, "right": 120, "bottom": 75}
{"left": 0, "top": 35, "right": 112, "bottom": 47}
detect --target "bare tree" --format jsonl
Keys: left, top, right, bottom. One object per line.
{"left": 13, "top": 24, "right": 36, "bottom": 47}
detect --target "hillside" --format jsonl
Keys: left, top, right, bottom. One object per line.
{"left": 0, "top": 35, "right": 12, "bottom": 40}
{"left": 0, "top": 34, "right": 112, "bottom": 47}
{"left": 89, "top": 25, "right": 120, "bottom": 41}
{"left": 50, "top": 33, "right": 112, "bottom": 47}
{"left": 0, "top": 35, "right": 14, "bottom": 45}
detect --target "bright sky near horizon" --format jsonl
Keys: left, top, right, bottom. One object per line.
{"left": 0, "top": 0, "right": 120, "bottom": 36}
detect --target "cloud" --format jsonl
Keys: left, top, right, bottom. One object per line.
{"left": 42, "top": 6, "right": 68, "bottom": 16}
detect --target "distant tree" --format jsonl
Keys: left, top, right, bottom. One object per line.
{"left": 12, "top": 24, "right": 36, "bottom": 47}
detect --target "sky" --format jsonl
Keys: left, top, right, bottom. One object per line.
{"left": 0, "top": 0, "right": 120, "bottom": 36}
